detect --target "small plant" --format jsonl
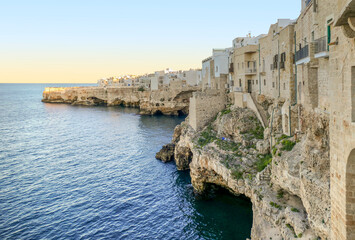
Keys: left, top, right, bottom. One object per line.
{"left": 250, "top": 125, "right": 264, "bottom": 139}
{"left": 277, "top": 189, "right": 284, "bottom": 199}
{"left": 298, "top": 233, "right": 303, "bottom": 238}
{"left": 197, "top": 125, "right": 216, "bottom": 147}
{"left": 286, "top": 224, "right": 297, "bottom": 238}
{"left": 281, "top": 139, "right": 296, "bottom": 151}
{"left": 258, "top": 194, "right": 264, "bottom": 200}
{"left": 231, "top": 169, "right": 243, "bottom": 180}
{"left": 277, "top": 134, "right": 289, "bottom": 142}
{"left": 138, "top": 86, "right": 145, "bottom": 91}
{"left": 256, "top": 154, "right": 272, "bottom": 172}
{"left": 291, "top": 207, "right": 300, "bottom": 212}
{"left": 272, "top": 147, "right": 277, "bottom": 155}
{"left": 269, "top": 201, "right": 282, "bottom": 210}
{"left": 278, "top": 152, "right": 282, "bottom": 157}
{"left": 215, "top": 138, "right": 240, "bottom": 152}
{"left": 220, "top": 108, "right": 232, "bottom": 117}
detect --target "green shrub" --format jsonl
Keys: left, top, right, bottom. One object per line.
{"left": 291, "top": 207, "right": 300, "bottom": 212}
{"left": 215, "top": 138, "right": 240, "bottom": 152}
{"left": 251, "top": 125, "right": 264, "bottom": 139}
{"left": 231, "top": 169, "right": 243, "bottom": 179}
{"left": 220, "top": 108, "right": 232, "bottom": 117}
{"left": 269, "top": 201, "right": 282, "bottom": 210}
{"left": 138, "top": 86, "right": 145, "bottom": 91}
{"left": 277, "top": 189, "right": 284, "bottom": 199}
{"left": 256, "top": 154, "right": 272, "bottom": 172}
{"left": 281, "top": 140, "right": 296, "bottom": 151}
{"left": 277, "top": 134, "right": 289, "bottom": 142}
{"left": 272, "top": 147, "right": 277, "bottom": 155}
{"left": 197, "top": 126, "right": 216, "bottom": 147}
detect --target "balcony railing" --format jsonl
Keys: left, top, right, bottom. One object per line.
{"left": 314, "top": 36, "right": 328, "bottom": 54}
{"left": 295, "top": 45, "right": 309, "bottom": 62}
{"left": 245, "top": 68, "right": 257, "bottom": 74}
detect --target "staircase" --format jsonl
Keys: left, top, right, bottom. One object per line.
{"left": 250, "top": 93, "right": 268, "bottom": 128}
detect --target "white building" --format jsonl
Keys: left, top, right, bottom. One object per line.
{"left": 202, "top": 48, "right": 231, "bottom": 89}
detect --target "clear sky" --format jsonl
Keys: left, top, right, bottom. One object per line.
{"left": 0, "top": 0, "right": 301, "bottom": 83}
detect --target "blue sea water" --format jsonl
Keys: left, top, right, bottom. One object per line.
{"left": 0, "top": 84, "right": 252, "bottom": 240}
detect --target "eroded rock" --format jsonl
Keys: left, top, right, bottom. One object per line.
{"left": 155, "top": 144, "right": 175, "bottom": 162}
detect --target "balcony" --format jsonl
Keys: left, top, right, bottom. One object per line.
{"left": 242, "top": 45, "right": 258, "bottom": 54}
{"left": 295, "top": 45, "right": 310, "bottom": 65}
{"left": 314, "top": 36, "right": 329, "bottom": 58}
{"left": 245, "top": 68, "right": 257, "bottom": 75}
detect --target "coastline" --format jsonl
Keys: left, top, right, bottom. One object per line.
{"left": 42, "top": 86, "right": 200, "bottom": 116}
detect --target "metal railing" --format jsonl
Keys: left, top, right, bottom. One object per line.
{"left": 245, "top": 68, "right": 257, "bottom": 74}
{"left": 314, "top": 36, "right": 328, "bottom": 54}
{"left": 295, "top": 45, "right": 309, "bottom": 62}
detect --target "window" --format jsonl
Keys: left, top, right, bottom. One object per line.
{"left": 311, "top": 31, "right": 315, "bottom": 41}
{"left": 252, "top": 80, "right": 254, "bottom": 85}
{"left": 238, "top": 63, "right": 240, "bottom": 69}
{"left": 239, "top": 79, "right": 242, "bottom": 87}
{"left": 264, "top": 79, "right": 266, "bottom": 86}
{"left": 272, "top": 82, "right": 275, "bottom": 88}
{"left": 283, "top": 83, "right": 286, "bottom": 90}
{"left": 263, "top": 59, "right": 265, "bottom": 72}
{"left": 256, "top": 80, "right": 258, "bottom": 85}
{"left": 216, "top": 66, "right": 219, "bottom": 72}
{"left": 242, "top": 62, "right": 244, "bottom": 69}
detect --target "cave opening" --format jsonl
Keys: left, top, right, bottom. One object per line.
{"left": 154, "top": 110, "right": 163, "bottom": 116}
{"left": 192, "top": 182, "right": 253, "bottom": 239}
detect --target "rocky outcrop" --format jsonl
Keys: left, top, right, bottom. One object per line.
{"left": 155, "top": 144, "right": 175, "bottom": 162}
{"left": 165, "top": 104, "right": 330, "bottom": 239}
{"left": 42, "top": 86, "right": 200, "bottom": 116}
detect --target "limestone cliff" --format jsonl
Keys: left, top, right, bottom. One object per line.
{"left": 42, "top": 86, "right": 200, "bottom": 116}
{"left": 159, "top": 104, "right": 330, "bottom": 240}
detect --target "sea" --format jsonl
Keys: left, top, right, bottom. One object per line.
{"left": 0, "top": 84, "right": 252, "bottom": 240}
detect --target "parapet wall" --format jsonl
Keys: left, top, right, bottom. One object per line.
{"left": 189, "top": 90, "right": 227, "bottom": 131}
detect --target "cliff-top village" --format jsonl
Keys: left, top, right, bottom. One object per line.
{"left": 42, "top": 0, "right": 355, "bottom": 239}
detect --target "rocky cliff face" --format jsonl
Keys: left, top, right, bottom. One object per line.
{"left": 42, "top": 86, "right": 200, "bottom": 116}
{"left": 159, "top": 105, "right": 330, "bottom": 239}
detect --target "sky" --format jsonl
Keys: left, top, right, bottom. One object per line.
{"left": 0, "top": 0, "right": 301, "bottom": 83}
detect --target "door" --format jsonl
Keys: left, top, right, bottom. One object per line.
{"left": 248, "top": 80, "right": 252, "bottom": 93}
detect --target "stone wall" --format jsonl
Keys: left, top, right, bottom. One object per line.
{"left": 329, "top": 16, "right": 355, "bottom": 240}
{"left": 188, "top": 90, "right": 227, "bottom": 131}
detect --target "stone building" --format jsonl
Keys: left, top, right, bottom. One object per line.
{"left": 294, "top": 0, "right": 336, "bottom": 111}
{"left": 202, "top": 48, "right": 231, "bottom": 90}
{"left": 228, "top": 35, "right": 265, "bottom": 93}
{"left": 328, "top": 1, "right": 355, "bottom": 239}
{"left": 259, "top": 19, "right": 296, "bottom": 102}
